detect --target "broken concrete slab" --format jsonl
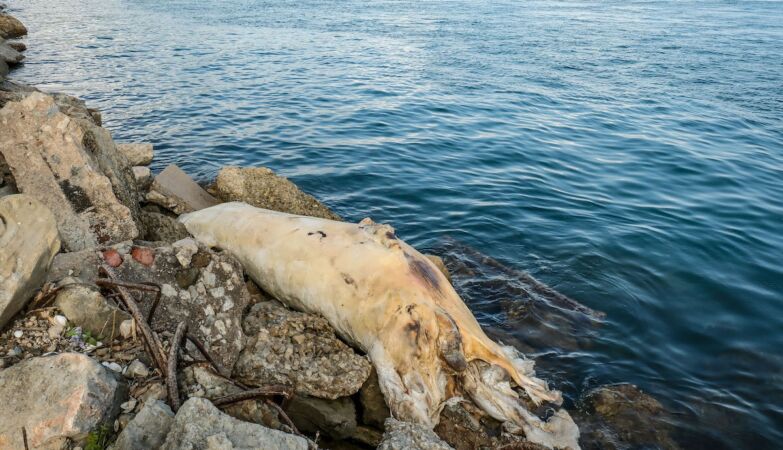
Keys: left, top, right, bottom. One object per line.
{"left": 117, "top": 142, "right": 154, "bottom": 166}
{"left": 0, "top": 93, "right": 141, "bottom": 251}
{"left": 160, "top": 397, "right": 308, "bottom": 450}
{"left": 146, "top": 164, "right": 219, "bottom": 214}
{"left": 214, "top": 166, "right": 341, "bottom": 220}
{"left": 0, "top": 194, "right": 60, "bottom": 330}
{"left": 234, "top": 300, "right": 372, "bottom": 400}
{"left": 0, "top": 353, "right": 127, "bottom": 449}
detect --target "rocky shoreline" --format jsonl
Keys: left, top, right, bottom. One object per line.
{"left": 1, "top": 6, "right": 681, "bottom": 450}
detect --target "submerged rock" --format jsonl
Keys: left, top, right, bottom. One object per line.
{"left": 160, "top": 397, "right": 308, "bottom": 450}
{"left": 114, "top": 400, "right": 174, "bottom": 450}
{"left": 0, "top": 13, "right": 26, "bottom": 39}
{"left": 146, "top": 164, "right": 219, "bottom": 214}
{"left": 379, "top": 418, "right": 454, "bottom": 450}
{"left": 574, "top": 383, "right": 680, "bottom": 450}
{"left": 0, "top": 93, "right": 141, "bottom": 251}
{"left": 0, "top": 194, "right": 60, "bottom": 330}
{"left": 214, "top": 166, "right": 341, "bottom": 220}
{"left": 234, "top": 300, "right": 372, "bottom": 399}
{"left": 0, "top": 353, "right": 127, "bottom": 449}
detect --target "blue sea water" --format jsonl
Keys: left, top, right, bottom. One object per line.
{"left": 7, "top": 0, "right": 783, "bottom": 447}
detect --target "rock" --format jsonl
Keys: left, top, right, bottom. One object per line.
{"left": 172, "top": 238, "right": 199, "bottom": 268}
{"left": 6, "top": 40, "right": 24, "bottom": 52}
{"left": 0, "top": 58, "right": 7, "bottom": 80}
{"left": 114, "top": 400, "right": 174, "bottom": 450}
{"left": 146, "top": 164, "right": 219, "bottom": 214}
{"left": 0, "top": 195, "right": 60, "bottom": 330}
{"left": 235, "top": 301, "right": 371, "bottom": 399}
{"left": 54, "top": 284, "right": 131, "bottom": 339}
{"left": 116, "top": 142, "right": 154, "bottom": 166}
{"left": 120, "top": 319, "right": 134, "bottom": 339}
{"left": 0, "top": 353, "right": 127, "bottom": 449}
{"left": 214, "top": 166, "right": 341, "bottom": 220}
{"left": 160, "top": 397, "right": 309, "bottom": 450}
{"left": 285, "top": 395, "right": 357, "bottom": 439}
{"left": 574, "top": 383, "right": 680, "bottom": 450}
{"left": 182, "top": 365, "right": 284, "bottom": 431}
{"left": 379, "top": 418, "right": 454, "bottom": 450}
{"left": 434, "top": 400, "right": 538, "bottom": 450}
{"left": 48, "top": 241, "right": 249, "bottom": 371}
{"left": 141, "top": 210, "right": 191, "bottom": 242}
{"left": 0, "top": 13, "right": 26, "bottom": 39}
{"left": 359, "top": 369, "right": 390, "bottom": 428}
{"left": 125, "top": 359, "right": 150, "bottom": 379}
{"left": 133, "top": 165, "right": 152, "bottom": 190}
{"left": 0, "top": 40, "right": 23, "bottom": 65}
{"left": 0, "top": 93, "right": 141, "bottom": 251}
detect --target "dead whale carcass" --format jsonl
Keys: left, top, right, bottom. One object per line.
{"left": 180, "top": 202, "right": 580, "bottom": 449}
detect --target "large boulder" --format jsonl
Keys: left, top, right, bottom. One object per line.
{"left": 0, "top": 195, "right": 60, "bottom": 330}
{"left": 379, "top": 418, "right": 454, "bottom": 450}
{"left": 160, "top": 397, "right": 308, "bottom": 450}
{"left": 0, "top": 14, "right": 26, "bottom": 39}
{"left": 0, "top": 93, "right": 141, "bottom": 251}
{"left": 114, "top": 400, "right": 174, "bottom": 450}
{"left": 213, "top": 166, "right": 341, "bottom": 220}
{"left": 574, "top": 383, "right": 680, "bottom": 450}
{"left": 234, "top": 300, "right": 371, "bottom": 400}
{"left": 45, "top": 239, "right": 250, "bottom": 371}
{"left": 0, "top": 353, "right": 127, "bottom": 449}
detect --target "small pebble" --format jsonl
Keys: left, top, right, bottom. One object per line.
{"left": 13, "top": 330, "right": 23, "bottom": 338}
{"left": 102, "top": 361, "right": 123, "bottom": 373}
{"left": 124, "top": 359, "right": 150, "bottom": 379}
{"left": 119, "top": 319, "right": 135, "bottom": 339}
{"left": 53, "top": 315, "right": 68, "bottom": 326}
{"left": 120, "top": 398, "right": 137, "bottom": 413}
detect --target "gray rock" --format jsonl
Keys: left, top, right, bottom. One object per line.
{"left": 285, "top": 395, "right": 356, "bottom": 439}
{"left": 0, "top": 13, "right": 26, "bottom": 39}
{"left": 117, "top": 142, "right": 154, "bottom": 166}
{"left": 146, "top": 164, "right": 219, "bottom": 214}
{"left": 214, "top": 166, "right": 341, "bottom": 220}
{"left": 0, "top": 58, "right": 7, "bottom": 80}
{"left": 47, "top": 241, "right": 249, "bottom": 371}
{"left": 114, "top": 401, "right": 174, "bottom": 450}
{"left": 0, "top": 40, "right": 23, "bottom": 65}
{"left": 0, "top": 195, "right": 60, "bottom": 329}
{"left": 235, "top": 301, "right": 371, "bottom": 400}
{"left": 141, "top": 210, "right": 191, "bottom": 242}
{"left": 359, "top": 369, "right": 390, "bottom": 428}
{"left": 0, "top": 353, "right": 127, "bottom": 449}
{"left": 124, "top": 359, "right": 150, "bottom": 379}
{"left": 182, "top": 365, "right": 284, "bottom": 431}
{"left": 379, "top": 418, "right": 454, "bottom": 450}
{"left": 133, "top": 165, "right": 152, "bottom": 190}
{"left": 160, "top": 397, "right": 308, "bottom": 450}
{"left": 54, "top": 284, "right": 131, "bottom": 339}
{"left": 0, "top": 92, "right": 141, "bottom": 251}
{"left": 6, "top": 40, "right": 24, "bottom": 52}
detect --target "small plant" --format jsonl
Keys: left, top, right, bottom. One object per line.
{"left": 84, "top": 423, "right": 113, "bottom": 450}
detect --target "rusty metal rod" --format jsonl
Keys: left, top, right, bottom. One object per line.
{"left": 167, "top": 321, "right": 188, "bottom": 412}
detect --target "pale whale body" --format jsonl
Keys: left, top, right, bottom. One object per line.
{"left": 180, "top": 202, "right": 580, "bottom": 449}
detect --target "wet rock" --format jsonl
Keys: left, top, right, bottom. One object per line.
{"left": 434, "top": 400, "right": 538, "bottom": 450}
{"left": 379, "top": 418, "right": 454, "bottom": 450}
{"left": 182, "top": 365, "right": 284, "bottom": 430}
{"left": 116, "top": 142, "right": 154, "bottom": 166}
{"left": 0, "top": 353, "right": 127, "bottom": 449}
{"left": 133, "top": 165, "right": 152, "bottom": 190}
{"left": 0, "top": 195, "right": 60, "bottom": 329}
{"left": 114, "top": 400, "right": 174, "bottom": 450}
{"left": 6, "top": 40, "right": 23, "bottom": 52}
{"left": 48, "top": 241, "right": 249, "bottom": 371}
{"left": 285, "top": 395, "right": 357, "bottom": 439}
{"left": 146, "top": 164, "right": 219, "bottom": 214}
{"left": 54, "top": 284, "right": 131, "bottom": 338}
{"left": 574, "top": 383, "right": 680, "bottom": 450}
{"left": 0, "top": 93, "right": 141, "bottom": 251}
{"left": 424, "top": 254, "right": 451, "bottom": 283}
{"left": 0, "top": 39, "right": 23, "bottom": 65}
{"left": 0, "top": 13, "right": 26, "bottom": 39}
{"left": 214, "top": 166, "right": 341, "bottom": 220}
{"left": 359, "top": 369, "right": 390, "bottom": 428}
{"left": 140, "top": 210, "right": 190, "bottom": 242}
{"left": 160, "top": 397, "right": 309, "bottom": 450}
{"left": 235, "top": 301, "right": 371, "bottom": 399}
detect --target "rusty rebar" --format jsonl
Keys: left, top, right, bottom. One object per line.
{"left": 186, "top": 334, "right": 227, "bottom": 377}
{"left": 167, "top": 321, "right": 188, "bottom": 412}
{"left": 95, "top": 278, "right": 162, "bottom": 322}
{"left": 211, "top": 385, "right": 292, "bottom": 408}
